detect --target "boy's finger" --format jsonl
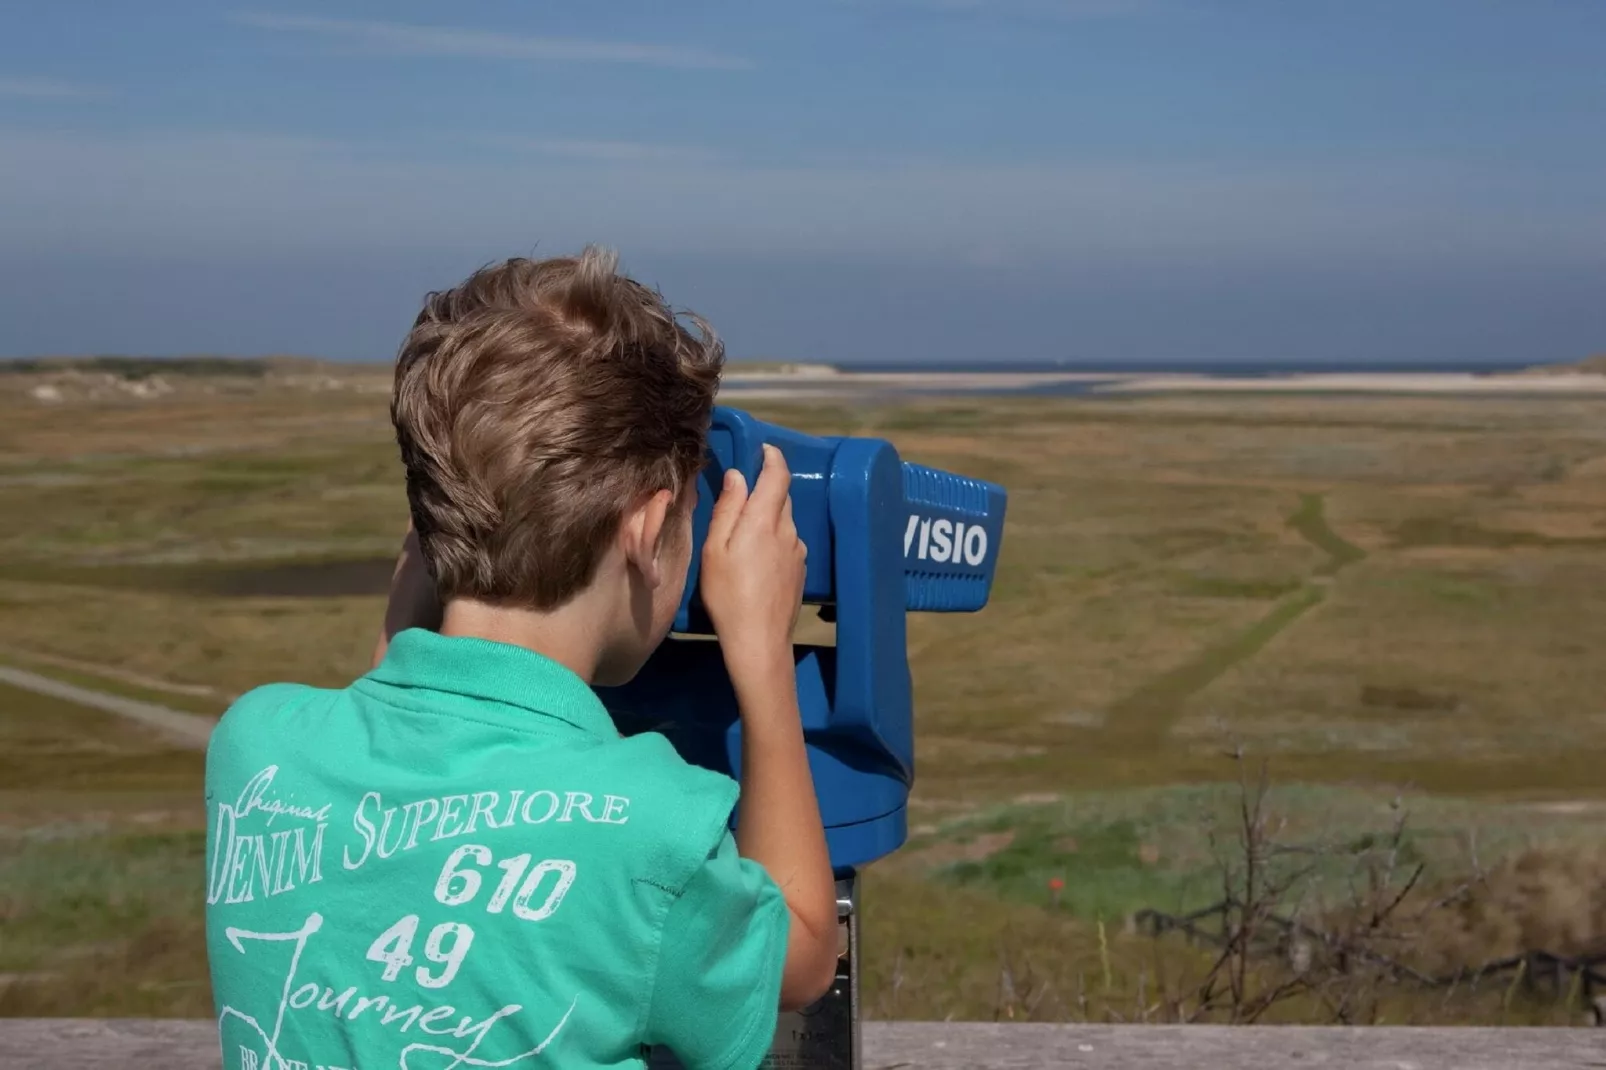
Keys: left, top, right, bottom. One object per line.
{"left": 705, "top": 467, "right": 747, "bottom": 549}
{"left": 780, "top": 493, "right": 801, "bottom": 543}
{"left": 745, "top": 445, "right": 791, "bottom": 526}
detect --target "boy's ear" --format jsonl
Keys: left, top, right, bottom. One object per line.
{"left": 622, "top": 488, "right": 676, "bottom": 589}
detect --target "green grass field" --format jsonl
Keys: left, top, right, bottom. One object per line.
{"left": 3, "top": 368, "right": 1605, "bottom": 1024}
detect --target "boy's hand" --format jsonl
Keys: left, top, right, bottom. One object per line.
{"left": 700, "top": 444, "right": 806, "bottom": 683}
{"left": 371, "top": 522, "right": 441, "bottom": 668}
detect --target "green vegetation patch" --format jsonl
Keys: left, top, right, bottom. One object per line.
{"left": 0, "top": 830, "right": 212, "bottom": 1016}
{"left": 1170, "top": 573, "right": 1306, "bottom": 600}
{"left": 1288, "top": 493, "right": 1367, "bottom": 572}
{"left": 901, "top": 784, "right": 1603, "bottom": 927}
{"left": 1391, "top": 516, "right": 1606, "bottom": 551}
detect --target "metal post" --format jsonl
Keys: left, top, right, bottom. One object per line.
{"left": 763, "top": 874, "right": 858, "bottom": 1069}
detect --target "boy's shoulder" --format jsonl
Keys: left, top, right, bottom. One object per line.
{"left": 580, "top": 729, "right": 743, "bottom": 892}
{"left": 209, "top": 680, "right": 334, "bottom": 745}
{"left": 225, "top": 679, "right": 329, "bottom": 713}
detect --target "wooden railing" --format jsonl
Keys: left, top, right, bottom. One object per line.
{"left": 2, "top": 1018, "right": 1603, "bottom": 1069}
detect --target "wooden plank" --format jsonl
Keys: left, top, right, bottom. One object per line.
{"left": 0, "top": 1020, "right": 220, "bottom": 1070}
{"left": 0, "top": 1018, "right": 1602, "bottom": 1070}
{"left": 867, "top": 1022, "right": 1606, "bottom": 1069}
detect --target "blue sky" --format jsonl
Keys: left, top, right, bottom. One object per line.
{"left": 2, "top": 0, "right": 1603, "bottom": 364}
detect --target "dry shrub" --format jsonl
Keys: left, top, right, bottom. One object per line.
{"left": 1410, "top": 845, "right": 1606, "bottom": 977}
{"left": 1162, "top": 753, "right": 1606, "bottom": 1023}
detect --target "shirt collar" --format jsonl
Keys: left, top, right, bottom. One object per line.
{"left": 364, "top": 628, "right": 618, "bottom": 740}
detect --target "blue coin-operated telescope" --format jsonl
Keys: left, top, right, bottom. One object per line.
{"left": 596, "top": 405, "right": 1006, "bottom": 870}
{"left": 597, "top": 405, "right": 1005, "bottom": 1069}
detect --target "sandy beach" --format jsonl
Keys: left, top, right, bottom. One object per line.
{"left": 1093, "top": 370, "right": 1606, "bottom": 395}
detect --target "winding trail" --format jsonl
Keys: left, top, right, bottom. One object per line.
{"left": 0, "top": 664, "right": 214, "bottom": 749}
{"left": 4, "top": 495, "right": 1369, "bottom": 756}
{"left": 1104, "top": 492, "right": 1367, "bottom": 746}
{"left": 1288, "top": 492, "right": 1368, "bottom": 575}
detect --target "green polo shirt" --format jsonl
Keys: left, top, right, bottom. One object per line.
{"left": 204, "top": 628, "right": 789, "bottom": 1070}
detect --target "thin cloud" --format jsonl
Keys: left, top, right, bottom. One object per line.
{"left": 477, "top": 136, "right": 721, "bottom": 164}
{"left": 5, "top": 126, "right": 1594, "bottom": 271}
{"left": 233, "top": 12, "right": 754, "bottom": 71}
{"left": 0, "top": 77, "right": 103, "bottom": 99}
{"left": 840, "top": 0, "right": 1152, "bottom": 16}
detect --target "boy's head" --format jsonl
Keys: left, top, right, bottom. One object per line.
{"left": 391, "top": 246, "right": 723, "bottom": 684}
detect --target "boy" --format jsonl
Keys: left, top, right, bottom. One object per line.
{"left": 204, "top": 248, "right": 839, "bottom": 1070}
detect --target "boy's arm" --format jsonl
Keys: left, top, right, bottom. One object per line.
{"left": 700, "top": 446, "right": 839, "bottom": 1011}
{"left": 729, "top": 655, "right": 839, "bottom": 1010}
{"left": 370, "top": 522, "right": 441, "bottom": 668}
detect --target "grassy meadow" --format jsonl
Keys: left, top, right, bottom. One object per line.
{"left": 3, "top": 364, "right": 1606, "bottom": 1024}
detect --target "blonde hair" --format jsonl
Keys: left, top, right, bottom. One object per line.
{"left": 391, "top": 246, "right": 723, "bottom": 609}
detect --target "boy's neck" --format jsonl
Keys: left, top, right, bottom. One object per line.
{"left": 437, "top": 598, "right": 606, "bottom": 684}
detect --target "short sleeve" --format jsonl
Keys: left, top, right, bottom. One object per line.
{"left": 643, "top": 830, "right": 790, "bottom": 1070}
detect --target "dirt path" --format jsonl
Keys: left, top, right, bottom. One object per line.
{"left": 0, "top": 642, "right": 226, "bottom": 700}
{"left": 1105, "top": 492, "right": 1367, "bottom": 746}
{"left": 0, "top": 664, "right": 214, "bottom": 749}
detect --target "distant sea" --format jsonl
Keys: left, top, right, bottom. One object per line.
{"left": 843, "top": 358, "right": 1532, "bottom": 376}
{"left": 721, "top": 357, "right": 1538, "bottom": 399}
